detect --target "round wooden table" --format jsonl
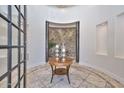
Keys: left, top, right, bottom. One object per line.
{"left": 49, "top": 57, "right": 73, "bottom": 84}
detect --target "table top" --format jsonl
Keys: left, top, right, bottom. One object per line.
{"left": 49, "top": 57, "right": 73, "bottom": 66}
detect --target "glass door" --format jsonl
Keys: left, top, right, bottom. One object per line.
{"left": 0, "top": 5, "right": 27, "bottom": 88}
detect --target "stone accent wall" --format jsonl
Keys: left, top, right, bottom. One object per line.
{"left": 48, "top": 27, "right": 76, "bottom": 59}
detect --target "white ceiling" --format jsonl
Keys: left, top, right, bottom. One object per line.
{"left": 48, "top": 5, "right": 76, "bottom": 8}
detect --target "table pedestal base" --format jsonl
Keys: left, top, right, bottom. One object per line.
{"left": 50, "top": 67, "right": 70, "bottom": 84}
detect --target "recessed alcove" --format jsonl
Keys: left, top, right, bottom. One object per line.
{"left": 46, "top": 21, "right": 80, "bottom": 62}
{"left": 96, "top": 21, "right": 108, "bottom": 56}
{"left": 115, "top": 12, "right": 124, "bottom": 59}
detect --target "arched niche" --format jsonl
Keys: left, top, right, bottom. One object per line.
{"left": 45, "top": 21, "right": 80, "bottom": 63}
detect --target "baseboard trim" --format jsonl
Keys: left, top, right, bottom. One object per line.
{"left": 80, "top": 62, "right": 124, "bottom": 85}
{"left": 27, "top": 62, "right": 45, "bottom": 69}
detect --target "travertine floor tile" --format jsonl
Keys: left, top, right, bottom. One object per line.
{"left": 86, "top": 74, "right": 106, "bottom": 87}
{"left": 26, "top": 64, "right": 124, "bottom": 88}
{"left": 79, "top": 81, "right": 96, "bottom": 88}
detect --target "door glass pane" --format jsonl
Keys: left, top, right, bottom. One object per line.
{"left": 0, "top": 17, "right": 8, "bottom": 45}
{"left": 21, "top": 32, "right": 24, "bottom": 46}
{"left": 0, "top": 49, "right": 7, "bottom": 77}
{"left": 21, "top": 5, "right": 24, "bottom": 15}
{"left": 0, "top": 5, "right": 8, "bottom": 18}
{"left": 12, "top": 48, "right": 18, "bottom": 68}
{"left": 20, "top": 63, "right": 24, "bottom": 77}
{"left": 12, "top": 68, "right": 18, "bottom": 87}
{"left": 21, "top": 48, "right": 24, "bottom": 61}
{"left": 12, "top": 26, "right": 18, "bottom": 45}
{"left": 12, "top": 6, "right": 18, "bottom": 26}
{"left": 0, "top": 76, "right": 7, "bottom": 88}
{"left": 21, "top": 16, "right": 24, "bottom": 30}
{"left": 20, "top": 77, "right": 24, "bottom": 88}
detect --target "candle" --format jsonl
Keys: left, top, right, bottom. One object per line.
{"left": 62, "top": 58, "right": 65, "bottom": 62}
{"left": 56, "top": 57, "right": 59, "bottom": 61}
{"left": 55, "top": 53, "right": 59, "bottom": 57}
{"left": 62, "top": 48, "right": 65, "bottom": 52}
{"left": 55, "top": 49, "right": 59, "bottom": 53}
{"left": 56, "top": 44, "right": 59, "bottom": 48}
{"left": 62, "top": 54, "right": 65, "bottom": 57}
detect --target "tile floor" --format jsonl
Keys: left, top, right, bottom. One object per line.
{"left": 27, "top": 63, "right": 124, "bottom": 88}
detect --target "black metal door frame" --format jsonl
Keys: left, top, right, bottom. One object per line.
{"left": 0, "top": 5, "right": 27, "bottom": 88}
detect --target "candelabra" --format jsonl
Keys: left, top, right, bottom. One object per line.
{"left": 55, "top": 43, "right": 66, "bottom": 62}
{"left": 61, "top": 43, "right": 66, "bottom": 62}
{"left": 55, "top": 44, "right": 59, "bottom": 61}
